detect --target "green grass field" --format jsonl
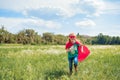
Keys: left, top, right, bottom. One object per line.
{"left": 0, "top": 44, "right": 120, "bottom": 80}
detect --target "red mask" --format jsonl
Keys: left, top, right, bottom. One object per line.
{"left": 69, "top": 35, "right": 76, "bottom": 39}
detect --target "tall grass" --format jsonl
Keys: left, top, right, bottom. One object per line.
{"left": 0, "top": 44, "right": 120, "bottom": 80}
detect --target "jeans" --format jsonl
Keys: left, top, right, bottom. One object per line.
{"left": 68, "top": 56, "right": 78, "bottom": 72}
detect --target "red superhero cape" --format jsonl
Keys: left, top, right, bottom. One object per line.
{"left": 78, "top": 45, "right": 90, "bottom": 62}
{"left": 65, "top": 41, "right": 90, "bottom": 62}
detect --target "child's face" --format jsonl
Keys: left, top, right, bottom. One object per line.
{"left": 70, "top": 38, "right": 76, "bottom": 43}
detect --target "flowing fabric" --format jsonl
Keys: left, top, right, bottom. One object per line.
{"left": 78, "top": 45, "right": 90, "bottom": 62}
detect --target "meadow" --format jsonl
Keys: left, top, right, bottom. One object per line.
{"left": 0, "top": 44, "right": 120, "bottom": 80}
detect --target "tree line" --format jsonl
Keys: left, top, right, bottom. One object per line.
{"left": 0, "top": 26, "right": 120, "bottom": 45}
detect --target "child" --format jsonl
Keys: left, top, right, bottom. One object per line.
{"left": 65, "top": 33, "right": 82, "bottom": 75}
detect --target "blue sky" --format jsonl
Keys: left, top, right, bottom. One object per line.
{"left": 0, "top": 0, "right": 120, "bottom": 36}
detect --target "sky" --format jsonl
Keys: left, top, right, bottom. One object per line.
{"left": 0, "top": 0, "right": 120, "bottom": 36}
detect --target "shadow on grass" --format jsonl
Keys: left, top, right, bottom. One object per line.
{"left": 44, "top": 70, "right": 68, "bottom": 80}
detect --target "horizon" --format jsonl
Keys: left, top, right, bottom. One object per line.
{"left": 0, "top": 0, "right": 120, "bottom": 36}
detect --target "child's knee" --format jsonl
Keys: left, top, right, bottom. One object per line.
{"left": 74, "top": 57, "right": 78, "bottom": 65}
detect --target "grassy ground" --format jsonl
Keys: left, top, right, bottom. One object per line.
{"left": 0, "top": 44, "right": 120, "bottom": 80}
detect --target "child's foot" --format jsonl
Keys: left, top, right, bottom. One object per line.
{"left": 69, "top": 71, "right": 73, "bottom": 76}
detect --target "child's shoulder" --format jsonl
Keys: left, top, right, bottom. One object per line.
{"left": 66, "top": 41, "right": 70, "bottom": 45}
{"left": 75, "top": 40, "right": 82, "bottom": 45}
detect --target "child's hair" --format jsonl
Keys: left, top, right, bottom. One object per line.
{"left": 68, "top": 33, "right": 76, "bottom": 39}
{"left": 68, "top": 33, "right": 82, "bottom": 45}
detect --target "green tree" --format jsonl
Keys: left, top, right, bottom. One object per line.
{"left": 17, "top": 30, "right": 26, "bottom": 44}
{"left": 0, "top": 25, "right": 14, "bottom": 43}
{"left": 17, "top": 29, "right": 41, "bottom": 44}
{"left": 42, "top": 32, "right": 54, "bottom": 44}
{"left": 54, "top": 34, "right": 67, "bottom": 45}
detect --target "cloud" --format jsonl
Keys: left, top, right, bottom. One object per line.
{"left": 0, "top": 0, "right": 106, "bottom": 18}
{"left": 0, "top": 17, "right": 62, "bottom": 33}
{"left": 81, "top": 0, "right": 105, "bottom": 16}
{"left": 0, "top": 0, "right": 120, "bottom": 36}
{"left": 103, "top": 2, "right": 120, "bottom": 15}
{"left": 0, "top": 0, "right": 80, "bottom": 18}
{"left": 1, "top": 0, "right": 119, "bottom": 18}
{"left": 75, "top": 19, "right": 96, "bottom": 27}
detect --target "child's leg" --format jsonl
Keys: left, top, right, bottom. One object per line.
{"left": 74, "top": 56, "right": 78, "bottom": 72}
{"left": 68, "top": 58, "right": 73, "bottom": 74}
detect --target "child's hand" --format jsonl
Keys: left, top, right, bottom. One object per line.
{"left": 66, "top": 46, "right": 74, "bottom": 53}
{"left": 66, "top": 48, "right": 71, "bottom": 52}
